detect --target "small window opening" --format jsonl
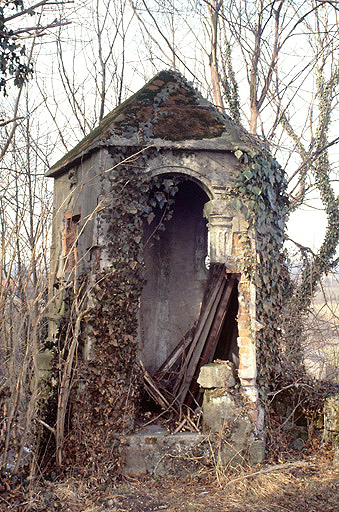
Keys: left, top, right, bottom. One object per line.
{"left": 63, "top": 211, "right": 80, "bottom": 271}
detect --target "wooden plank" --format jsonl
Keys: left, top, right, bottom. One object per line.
{"left": 173, "top": 274, "right": 226, "bottom": 397}
{"left": 139, "top": 358, "right": 171, "bottom": 409}
{"left": 179, "top": 271, "right": 226, "bottom": 371}
{"left": 184, "top": 277, "right": 238, "bottom": 407}
{"left": 200, "top": 263, "right": 225, "bottom": 311}
{"left": 212, "top": 282, "right": 239, "bottom": 362}
{"left": 182, "top": 278, "right": 236, "bottom": 406}
{"left": 166, "top": 273, "right": 225, "bottom": 395}
{"left": 154, "top": 326, "right": 195, "bottom": 380}
{"left": 153, "top": 264, "right": 225, "bottom": 381}
{"left": 144, "top": 264, "right": 227, "bottom": 410}
{"left": 174, "top": 275, "right": 227, "bottom": 401}
{"left": 201, "top": 276, "right": 238, "bottom": 365}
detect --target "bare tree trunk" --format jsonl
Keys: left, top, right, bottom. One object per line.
{"left": 249, "top": 0, "right": 263, "bottom": 134}
{"left": 207, "top": 0, "right": 224, "bottom": 112}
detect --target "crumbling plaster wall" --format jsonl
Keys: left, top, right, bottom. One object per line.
{"left": 49, "top": 151, "right": 107, "bottom": 280}
{"left": 140, "top": 180, "right": 209, "bottom": 372}
{"left": 47, "top": 149, "right": 111, "bottom": 345}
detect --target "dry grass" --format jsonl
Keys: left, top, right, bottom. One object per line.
{"left": 0, "top": 212, "right": 51, "bottom": 475}
{"left": 1, "top": 448, "right": 338, "bottom": 511}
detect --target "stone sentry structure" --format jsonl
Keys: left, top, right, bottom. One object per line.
{"left": 45, "top": 70, "right": 266, "bottom": 472}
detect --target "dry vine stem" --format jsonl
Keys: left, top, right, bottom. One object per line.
{"left": 56, "top": 299, "right": 90, "bottom": 467}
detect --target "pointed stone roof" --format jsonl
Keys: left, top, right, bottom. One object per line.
{"left": 47, "top": 70, "right": 256, "bottom": 177}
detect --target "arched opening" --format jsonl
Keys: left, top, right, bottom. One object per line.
{"left": 140, "top": 179, "right": 209, "bottom": 373}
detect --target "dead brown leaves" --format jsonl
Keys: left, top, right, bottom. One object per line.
{"left": 1, "top": 448, "right": 338, "bottom": 512}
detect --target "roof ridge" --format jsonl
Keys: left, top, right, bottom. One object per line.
{"left": 47, "top": 70, "right": 254, "bottom": 177}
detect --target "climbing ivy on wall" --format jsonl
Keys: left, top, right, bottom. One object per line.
{"left": 228, "top": 149, "right": 289, "bottom": 395}
{"left": 58, "top": 147, "right": 179, "bottom": 473}
{"left": 226, "top": 144, "right": 339, "bottom": 446}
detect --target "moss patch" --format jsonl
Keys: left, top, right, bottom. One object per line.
{"left": 48, "top": 70, "right": 249, "bottom": 176}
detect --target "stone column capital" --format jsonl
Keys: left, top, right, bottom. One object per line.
{"left": 203, "top": 199, "right": 235, "bottom": 221}
{"left": 203, "top": 199, "right": 235, "bottom": 263}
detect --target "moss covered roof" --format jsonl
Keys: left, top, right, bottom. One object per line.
{"left": 47, "top": 70, "right": 256, "bottom": 177}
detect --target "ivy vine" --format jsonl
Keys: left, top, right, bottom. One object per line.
{"left": 0, "top": 1, "right": 33, "bottom": 95}
{"left": 227, "top": 148, "right": 289, "bottom": 395}
{"left": 57, "top": 148, "right": 180, "bottom": 473}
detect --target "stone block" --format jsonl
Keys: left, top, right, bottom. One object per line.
{"left": 248, "top": 438, "right": 265, "bottom": 465}
{"left": 120, "top": 427, "right": 263, "bottom": 476}
{"left": 201, "top": 389, "right": 253, "bottom": 439}
{"left": 204, "top": 199, "right": 235, "bottom": 218}
{"left": 197, "top": 361, "right": 235, "bottom": 389}
{"left": 36, "top": 350, "right": 53, "bottom": 383}
{"left": 36, "top": 350, "right": 53, "bottom": 371}
{"left": 202, "top": 390, "right": 237, "bottom": 433}
{"left": 120, "top": 428, "right": 212, "bottom": 477}
{"left": 324, "top": 395, "right": 339, "bottom": 433}
{"left": 201, "top": 392, "right": 259, "bottom": 466}
{"left": 218, "top": 432, "right": 264, "bottom": 468}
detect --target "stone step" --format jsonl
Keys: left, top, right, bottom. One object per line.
{"left": 119, "top": 425, "right": 264, "bottom": 477}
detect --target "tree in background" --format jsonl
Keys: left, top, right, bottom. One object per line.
{"left": 0, "top": 0, "right": 70, "bottom": 95}
{"left": 1, "top": 0, "right": 33, "bottom": 96}
{"left": 0, "top": 0, "right": 70, "bottom": 474}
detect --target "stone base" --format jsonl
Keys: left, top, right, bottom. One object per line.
{"left": 120, "top": 426, "right": 211, "bottom": 477}
{"left": 202, "top": 389, "right": 250, "bottom": 434}
{"left": 324, "top": 395, "right": 339, "bottom": 436}
{"left": 119, "top": 425, "right": 265, "bottom": 477}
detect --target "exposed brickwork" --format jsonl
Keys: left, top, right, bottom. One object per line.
{"left": 230, "top": 234, "right": 259, "bottom": 423}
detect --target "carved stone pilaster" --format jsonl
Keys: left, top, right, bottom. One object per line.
{"left": 204, "top": 199, "right": 235, "bottom": 263}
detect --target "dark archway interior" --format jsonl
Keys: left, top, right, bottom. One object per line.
{"left": 213, "top": 278, "right": 239, "bottom": 366}
{"left": 140, "top": 178, "right": 240, "bottom": 407}
{"left": 140, "top": 179, "right": 209, "bottom": 373}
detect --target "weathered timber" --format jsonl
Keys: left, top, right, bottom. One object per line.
{"left": 174, "top": 274, "right": 226, "bottom": 402}
{"left": 185, "top": 276, "right": 238, "bottom": 407}
{"left": 154, "top": 265, "right": 225, "bottom": 382}
{"left": 139, "top": 359, "right": 171, "bottom": 410}
{"left": 154, "top": 326, "right": 195, "bottom": 380}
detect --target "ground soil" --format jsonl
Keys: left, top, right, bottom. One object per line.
{"left": 1, "top": 448, "right": 338, "bottom": 512}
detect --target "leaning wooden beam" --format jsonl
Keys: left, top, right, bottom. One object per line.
{"left": 154, "top": 325, "right": 195, "bottom": 380}
{"left": 174, "top": 274, "right": 227, "bottom": 401}
{"left": 179, "top": 272, "right": 226, "bottom": 373}
{"left": 198, "top": 264, "right": 225, "bottom": 315}
{"left": 138, "top": 359, "right": 170, "bottom": 410}
{"left": 200, "top": 276, "right": 238, "bottom": 366}
{"left": 185, "top": 276, "right": 238, "bottom": 407}
{"left": 154, "top": 265, "right": 225, "bottom": 381}
{"left": 154, "top": 267, "right": 225, "bottom": 390}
